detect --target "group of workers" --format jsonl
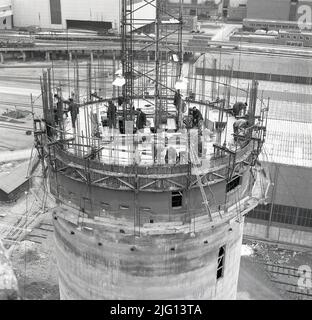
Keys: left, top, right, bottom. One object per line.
{"left": 53, "top": 94, "right": 79, "bottom": 129}
{"left": 50, "top": 89, "right": 249, "bottom": 141}
{"left": 106, "top": 100, "right": 147, "bottom": 132}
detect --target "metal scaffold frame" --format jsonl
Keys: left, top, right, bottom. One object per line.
{"left": 120, "top": 0, "right": 184, "bottom": 129}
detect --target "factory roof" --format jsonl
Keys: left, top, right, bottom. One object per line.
{"left": 260, "top": 119, "right": 312, "bottom": 168}
{"left": 208, "top": 53, "right": 312, "bottom": 78}
{"left": 0, "top": 161, "right": 30, "bottom": 195}
{"left": 268, "top": 101, "right": 312, "bottom": 123}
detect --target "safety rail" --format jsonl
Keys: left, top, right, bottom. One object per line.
{"left": 46, "top": 128, "right": 254, "bottom": 171}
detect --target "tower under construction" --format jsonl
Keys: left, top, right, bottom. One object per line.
{"left": 35, "top": 0, "right": 269, "bottom": 299}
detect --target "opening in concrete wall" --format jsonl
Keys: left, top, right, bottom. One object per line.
{"left": 217, "top": 245, "right": 226, "bottom": 280}
{"left": 172, "top": 191, "right": 183, "bottom": 208}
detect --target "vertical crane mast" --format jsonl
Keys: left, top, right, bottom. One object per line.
{"left": 121, "top": 0, "right": 135, "bottom": 122}
{"left": 120, "top": 0, "right": 183, "bottom": 130}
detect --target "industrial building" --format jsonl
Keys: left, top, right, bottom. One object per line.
{"left": 0, "top": 162, "right": 30, "bottom": 202}
{"left": 245, "top": 119, "right": 312, "bottom": 248}
{"left": 11, "top": 0, "right": 153, "bottom": 32}
{"left": 195, "top": 50, "right": 312, "bottom": 249}
{"left": 165, "top": 0, "right": 221, "bottom": 19}
{"left": 246, "top": 0, "right": 299, "bottom": 21}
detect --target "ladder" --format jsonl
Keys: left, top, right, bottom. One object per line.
{"left": 190, "top": 143, "right": 213, "bottom": 222}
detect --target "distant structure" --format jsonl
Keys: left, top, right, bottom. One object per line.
{"left": 247, "top": 0, "right": 298, "bottom": 21}
{"left": 223, "top": 0, "right": 247, "bottom": 21}
{"left": 35, "top": 0, "right": 268, "bottom": 299}
{"left": 0, "top": 0, "right": 13, "bottom": 29}
{"left": 0, "top": 162, "right": 30, "bottom": 202}
{"left": 11, "top": 0, "right": 154, "bottom": 32}
{"left": 245, "top": 118, "right": 312, "bottom": 248}
{"left": 165, "top": 0, "right": 221, "bottom": 19}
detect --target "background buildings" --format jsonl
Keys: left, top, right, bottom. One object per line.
{"left": 11, "top": 0, "right": 154, "bottom": 32}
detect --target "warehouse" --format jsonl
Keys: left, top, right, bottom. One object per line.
{"left": 245, "top": 118, "right": 312, "bottom": 247}
{"left": 0, "top": 161, "right": 30, "bottom": 202}
{"left": 11, "top": 0, "right": 154, "bottom": 32}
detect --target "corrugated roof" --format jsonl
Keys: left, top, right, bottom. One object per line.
{"left": 0, "top": 161, "right": 30, "bottom": 194}
{"left": 206, "top": 52, "right": 312, "bottom": 78}
{"left": 260, "top": 119, "right": 312, "bottom": 168}
{"left": 268, "top": 101, "right": 312, "bottom": 123}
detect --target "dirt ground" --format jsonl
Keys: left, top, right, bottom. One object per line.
{"left": 238, "top": 240, "right": 312, "bottom": 300}
{"left": 9, "top": 214, "right": 60, "bottom": 300}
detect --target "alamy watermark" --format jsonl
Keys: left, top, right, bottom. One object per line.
{"left": 297, "top": 1, "right": 312, "bottom": 30}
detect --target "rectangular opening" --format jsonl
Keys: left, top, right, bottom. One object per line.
{"left": 66, "top": 20, "right": 112, "bottom": 32}
{"left": 172, "top": 191, "right": 183, "bottom": 208}
{"left": 226, "top": 175, "right": 241, "bottom": 193}
{"left": 120, "top": 205, "right": 130, "bottom": 210}
{"left": 217, "top": 245, "right": 226, "bottom": 280}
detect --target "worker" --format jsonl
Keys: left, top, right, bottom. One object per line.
{"left": 192, "top": 106, "right": 203, "bottom": 128}
{"left": 67, "top": 98, "right": 79, "bottom": 128}
{"left": 44, "top": 119, "right": 53, "bottom": 138}
{"left": 117, "top": 96, "right": 124, "bottom": 107}
{"left": 136, "top": 108, "right": 146, "bottom": 130}
{"left": 232, "top": 102, "right": 247, "bottom": 117}
{"left": 107, "top": 100, "right": 117, "bottom": 129}
{"left": 183, "top": 109, "right": 193, "bottom": 129}
{"left": 54, "top": 94, "right": 63, "bottom": 124}
{"left": 173, "top": 90, "right": 181, "bottom": 109}
{"left": 233, "top": 118, "right": 249, "bottom": 140}
{"left": 53, "top": 106, "right": 58, "bottom": 126}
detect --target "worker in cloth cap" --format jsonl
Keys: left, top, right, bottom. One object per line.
{"left": 232, "top": 101, "right": 247, "bottom": 117}
{"left": 192, "top": 106, "right": 203, "bottom": 127}
{"left": 67, "top": 98, "right": 79, "bottom": 128}
{"left": 107, "top": 100, "right": 117, "bottom": 129}
{"left": 136, "top": 108, "right": 146, "bottom": 130}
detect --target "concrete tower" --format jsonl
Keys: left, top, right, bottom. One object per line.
{"left": 35, "top": 0, "right": 268, "bottom": 300}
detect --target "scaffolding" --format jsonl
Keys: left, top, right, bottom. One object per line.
{"left": 34, "top": 0, "right": 268, "bottom": 228}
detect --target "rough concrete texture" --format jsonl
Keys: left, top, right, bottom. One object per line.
{"left": 244, "top": 221, "right": 312, "bottom": 248}
{"left": 53, "top": 212, "right": 245, "bottom": 300}
{"left": 0, "top": 240, "right": 19, "bottom": 300}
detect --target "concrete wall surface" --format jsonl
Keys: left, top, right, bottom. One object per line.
{"left": 54, "top": 212, "right": 245, "bottom": 300}
{"left": 12, "top": 0, "right": 155, "bottom": 31}
{"left": 244, "top": 220, "right": 312, "bottom": 248}
{"left": 265, "top": 163, "right": 312, "bottom": 210}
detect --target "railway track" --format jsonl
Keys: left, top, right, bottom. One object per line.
{"left": 263, "top": 263, "right": 312, "bottom": 300}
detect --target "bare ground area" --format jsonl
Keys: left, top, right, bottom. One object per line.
{"left": 9, "top": 214, "right": 60, "bottom": 300}
{"left": 238, "top": 240, "right": 312, "bottom": 300}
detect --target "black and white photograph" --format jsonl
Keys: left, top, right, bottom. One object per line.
{"left": 0, "top": 0, "right": 311, "bottom": 305}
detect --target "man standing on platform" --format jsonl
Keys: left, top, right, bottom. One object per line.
{"left": 136, "top": 108, "right": 146, "bottom": 131}
{"left": 107, "top": 100, "right": 117, "bottom": 129}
